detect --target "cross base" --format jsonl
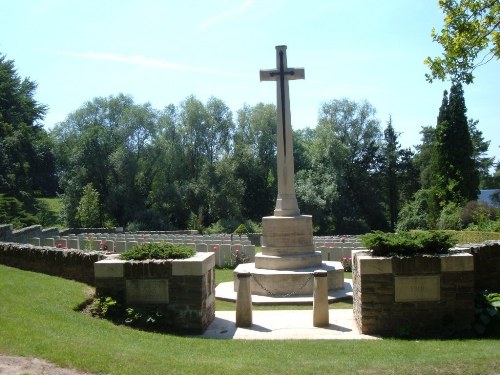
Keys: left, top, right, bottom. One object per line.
{"left": 274, "top": 193, "right": 300, "bottom": 217}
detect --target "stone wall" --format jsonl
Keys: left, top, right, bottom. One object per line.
{"left": 94, "top": 252, "right": 215, "bottom": 334}
{"left": 352, "top": 250, "right": 475, "bottom": 336}
{"left": 0, "top": 242, "right": 105, "bottom": 285}
{"left": 461, "top": 241, "right": 500, "bottom": 291}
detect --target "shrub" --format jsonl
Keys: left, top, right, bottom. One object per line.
{"left": 473, "top": 291, "right": 500, "bottom": 337}
{"left": 396, "top": 190, "right": 433, "bottom": 231}
{"left": 437, "top": 202, "right": 463, "bottom": 230}
{"left": 461, "top": 201, "right": 497, "bottom": 227}
{"left": 120, "top": 242, "right": 195, "bottom": 261}
{"left": 234, "top": 224, "right": 248, "bottom": 234}
{"left": 340, "top": 257, "right": 352, "bottom": 272}
{"left": 361, "top": 230, "right": 457, "bottom": 257}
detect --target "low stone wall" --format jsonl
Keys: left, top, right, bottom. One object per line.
{"left": 461, "top": 241, "right": 500, "bottom": 291}
{"left": 94, "top": 252, "right": 215, "bottom": 334}
{"left": 0, "top": 242, "right": 105, "bottom": 285}
{"left": 352, "top": 250, "right": 475, "bottom": 336}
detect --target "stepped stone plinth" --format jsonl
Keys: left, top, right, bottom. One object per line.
{"left": 232, "top": 46, "right": 344, "bottom": 299}
{"left": 234, "top": 215, "right": 344, "bottom": 297}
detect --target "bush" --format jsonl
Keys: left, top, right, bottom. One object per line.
{"left": 437, "top": 202, "right": 463, "bottom": 230}
{"left": 234, "top": 224, "right": 248, "bottom": 234}
{"left": 340, "top": 257, "right": 352, "bottom": 272}
{"left": 461, "top": 201, "right": 498, "bottom": 227}
{"left": 361, "top": 230, "right": 457, "bottom": 257}
{"left": 396, "top": 190, "right": 433, "bottom": 231}
{"left": 120, "top": 242, "right": 195, "bottom": 261}
{"left": 473, "top": 291, "right": 500, "bottom": 337}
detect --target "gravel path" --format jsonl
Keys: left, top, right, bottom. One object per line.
{"left": 0, "top": 355, "right": 94, "bottom": 375}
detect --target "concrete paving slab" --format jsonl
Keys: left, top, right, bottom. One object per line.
{"left": 199, "top": 309, "right": 379, "bottom": 340}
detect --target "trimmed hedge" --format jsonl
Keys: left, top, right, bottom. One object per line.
{"left": 361, "top": 230, "right": 458, "bottom": 257}
{"left": 120, "top": 242, "right": 195, "bottom": 261}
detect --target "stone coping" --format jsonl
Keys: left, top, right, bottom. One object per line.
{"left": 353, "top": 250, "right": 474, "bottom": 275}
{"left": 94, "top": 252, "right": 215, "bottom": 278}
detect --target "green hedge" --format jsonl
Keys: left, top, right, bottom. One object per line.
{"left": 120, "top": 242, "right": 195, "bottom": 261}
{"left": 361, "top": 230, "right": 457, "bottom": 257}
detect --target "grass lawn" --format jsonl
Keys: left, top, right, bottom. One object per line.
{"left": 1, "top": 264, "right": 499, "bottom": 375}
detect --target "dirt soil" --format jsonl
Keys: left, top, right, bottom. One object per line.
{"left": 0, "top": 354, "right": 94, "bottom": 375}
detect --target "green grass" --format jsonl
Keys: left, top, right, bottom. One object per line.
{"left": 1, "top": 264, "right": 499, "bottom": 374}
{"left": 451, "top": 230, "right": 500, "bottom": 243}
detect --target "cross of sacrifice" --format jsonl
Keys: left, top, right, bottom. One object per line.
{"left": 260, "top": 45, "right": 304, "bottom": 217}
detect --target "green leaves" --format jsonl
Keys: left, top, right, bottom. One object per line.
{"left": 426, "top": 0, "right": 500, "bottom": 84}
{"left": 361, "top": 230, "right": 457, "bottom": 257}
{"left": 120, "top": 242, "right": 195, "bottom": 261}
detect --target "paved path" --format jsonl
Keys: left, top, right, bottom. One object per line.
{"left": 200, "top": 309, "right": 379, "bottom": 340}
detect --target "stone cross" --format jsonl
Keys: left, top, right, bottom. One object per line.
{"left": 260, "top": 45, "right": 304, "bottom": 217}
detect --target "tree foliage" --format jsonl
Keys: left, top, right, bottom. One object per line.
{"left": 431, "top": 82, "right": 479, "bottom": 206}
{"left": 426, "top": 0, "right": 500, "bottom": 83}
{"left": 0, "top": 53, "right": 56, "bottom": 198}
{"left": 77, "top": 183, "right": 101, "bottom": 228}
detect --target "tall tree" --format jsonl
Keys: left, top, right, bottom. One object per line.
{"left": 52, "top": 94, "right": 156, "bottom": 227}
{"left": 381, "top": 117, "right": 400, "bottom": 231}
{"left": 233, "top": 103, "right": 277, "bottom": 221}
{"left": 468, "top": 118, "right": 495, "bottom": 186}
{"left": 425, "top": 0, "right": 500, "bottom": 84}
{"left": 0, "top": 53, "right": 56, "bottom": 198}
{"left": 314, "top": 99, "right": 386, "bottom": 233}
{"left": 432, "top": 82, "right": 479, "bottom": 205}
{"left": 379, "top": 117, "right": 420, "bottom": 231}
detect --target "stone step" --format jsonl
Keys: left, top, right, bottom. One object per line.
{"left": 233, "top": 261, "right": 344, "bottom": 296}
{"left": 254, "top": 251, "right": 322, "bottom": 270}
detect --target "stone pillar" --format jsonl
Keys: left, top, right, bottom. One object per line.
{"left": 313, "top": 270, "right": 329, "bottom": 327}
{"left": 236, "top": 272, "right": 252, "bottom": 327}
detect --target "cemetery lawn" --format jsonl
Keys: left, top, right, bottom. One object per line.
{"left": 1, "top": 265, "right": 499, "bottom": 375}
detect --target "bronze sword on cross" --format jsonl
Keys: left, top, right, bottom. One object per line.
{"left": 260, "top": 45, "right": 304, "bottom": 217}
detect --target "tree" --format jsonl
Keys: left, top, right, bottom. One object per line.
{"left": 425, "top": 0, "right": 500, "bottom": 84}
{"left": 233, "top": 103, "right": 277, "bottom": 220}
{"left": 0, "top": 53, "right": 56, "bottom": 198}
{"left": 468, "top": 118, "right": 495, "bottom": 186}
{"left": 314, "top": 99, "right": 386, "bottom": 233}
{"left": 381, "top": 117, "right": 400, "bottom": 231}
{"left": 77, "top": 183, "right": 100, "bottom": 228}
{"left": 52, "top": 94, "right": 156, "bottom": 227}
{"left": 431, "top": 82, "right": 479, "bottom": 206}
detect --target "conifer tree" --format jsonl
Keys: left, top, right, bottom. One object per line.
{"left": 432, "top": 82, "right": 479, "bottom": 206}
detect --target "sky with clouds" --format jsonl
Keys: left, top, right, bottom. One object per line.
{"left": 1, "top": 0, "right": 499, "bottom": 162}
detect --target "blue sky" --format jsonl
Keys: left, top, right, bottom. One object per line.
{"left": 2, "top": 0, "right": 499, "bottom": 162}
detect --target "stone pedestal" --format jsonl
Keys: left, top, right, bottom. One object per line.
{"left": 256, "top": 215, "right": 322, "bottom": 269}
{"left": 234, "top": 215, "right": 344, "bottom": 297}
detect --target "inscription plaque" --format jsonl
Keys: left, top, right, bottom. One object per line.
{"left": 126, "top": 279, "right": 169, "bottom": 304}
{"left": 394, "top": 275, "right": 440, "bottom": 302}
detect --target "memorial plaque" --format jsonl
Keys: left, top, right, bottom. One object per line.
{"left": 126, "top": 279, "right": 169, "bottom": 304}
{"left": 394, "top": 275, "right": 440, "bottom": 302}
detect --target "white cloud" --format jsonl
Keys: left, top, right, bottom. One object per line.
{"left": 199, "top": 0, "right": 255, "bottom": 30}
{"left": 57, "top": 51, "right": 252, "bottom": 78}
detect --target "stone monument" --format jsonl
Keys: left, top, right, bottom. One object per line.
{"left": 233, "top": 45, "right": 344, "bottom": 296}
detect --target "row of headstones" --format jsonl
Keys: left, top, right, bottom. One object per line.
{"left": 313, "top": 237, "right": 363, "bottom": 261}
{"left": 66, "top": 233, "right": 252, "bottom": 245}
{"left": 29, "top": 236, "right": 255, "bottom": 268}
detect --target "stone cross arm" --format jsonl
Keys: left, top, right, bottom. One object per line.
{"left": 259, "top": 68, "right": 305, "bottom": 81}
